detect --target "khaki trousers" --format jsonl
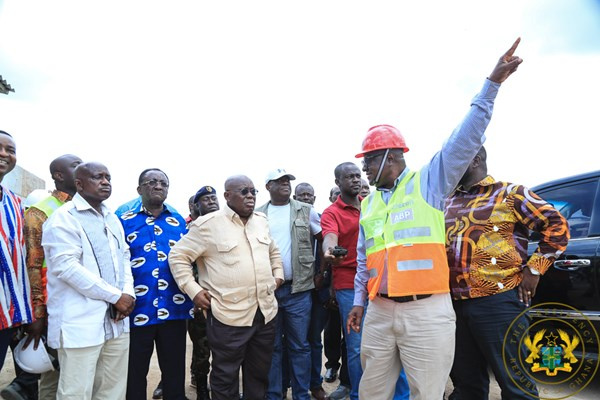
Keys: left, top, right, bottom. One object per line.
{"left": 57, "top": 333, "right": 130, "bottom": 400}
{"left": 359, "top": 294, "right": 456, "bottom": 400}
{"left": 39, "top": 347, "right": 59, "bottom": 400}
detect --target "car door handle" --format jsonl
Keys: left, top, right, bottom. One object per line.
{"left": 554, "top": 259, "right": 591, "bottom": 271}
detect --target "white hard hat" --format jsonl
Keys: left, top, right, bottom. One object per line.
{"left": 23, "top": 189, "right": 49, "bottom": 209}
{"left": 13, "top": 337, "right": 56, "bottom": 374}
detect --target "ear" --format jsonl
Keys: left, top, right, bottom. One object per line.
{"left": 471, "top": 155, "right": 481, "bottom": 168}
{"left": 265, "top": 182, "right": 272, "bottom": 191}
{"left": 74, "top": 178, "right": 83, "bottom": 192}
{"left": 137, "top": 186, "right": 143, "bottom": 196}
{"left": 224, "top": 191, "right": 231, "bottom": 202}
{"left": 334, "top": 178, "right": 340, "bottom": 187}
{"left": 52, "top": 171, "right": 64, "bottom": 183}
{"left": 293, "top": 195, "right": 297, "bottom": 200}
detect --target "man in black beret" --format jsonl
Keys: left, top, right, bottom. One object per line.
{"left": 188, "top": 185, "right": 219, "bottom": 400}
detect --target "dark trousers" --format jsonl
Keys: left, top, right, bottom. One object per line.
{"left": 323, "top": 306, "right": 350, "bottom": 386}
{"left": 188, "top": 311, "right": 211, "bottom": 379}
{"left": 0, "top": 328, "right": 14, "bottom": 372}
{"left": 452, "top": 289, "right": 539, "bottom": 400}
{"left": 127, "top": 319, "right": 187, "bottom": 400}
{"left": 10, "top": 334, "right": 40, "bottom": 399}
{"left": 206, "top": 309, "right": 276, "bottom": 400}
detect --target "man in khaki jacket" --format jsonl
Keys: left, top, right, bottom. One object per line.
{"left": 169, "top": 175, "right": 283, "bottom": 400}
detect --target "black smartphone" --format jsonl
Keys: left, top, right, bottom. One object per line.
{"left": 332, "top": 246, "right": 348, "bottom": 257}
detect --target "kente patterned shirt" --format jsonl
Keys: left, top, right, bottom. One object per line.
{"left": 445, "top": 175, "right": 570, "bottom": 300}
{"left": 25, "top": 190, "right": 71, "bottom": 319}
{"left": 0, "top": 185, "right": 33, "bottom": 329}
{"left": 117, "top": 203, "right": 193, "bottom": 327}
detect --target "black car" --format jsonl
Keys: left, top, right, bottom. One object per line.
{"left": 526, "top": 170, "right": 600, "bottom": 396}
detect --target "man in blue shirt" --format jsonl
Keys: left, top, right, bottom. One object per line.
{"left": 347, "top": 39, "right": 523, "bottom": 399}
{"left": 117, "top": 168, "right": 193, "bottom": 400}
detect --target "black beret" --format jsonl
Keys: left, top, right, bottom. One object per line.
{"left": 193, "top": 186, "right": 217, "bottom": 203}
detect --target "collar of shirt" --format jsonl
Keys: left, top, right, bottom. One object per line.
{"left": 376, "top": 167, "right": 411, "bottom": 193}
{"left": 51, "top": 189, "right": 73, "bottom": 203}
{"left": 456, "top": 175, "right": 496, "bottom": 194}
{"left": 223, "top": 202, "right": 254, "bottom": 224}
{"left": 138, "top": 203, "right": 175, "bottom": 217}
{"left": 72, "top": 193, "right": 110, "bottom": 216}
{"left": 334, "top": 194, "right": 362, "bottom": 210}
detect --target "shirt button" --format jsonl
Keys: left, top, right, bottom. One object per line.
{"left": 498, "top": 282, "right": 504, "bottom": 289}
{"left": 493, "top": 225, "right": 499, "bottom": 232}
{"left": 491, "top": 257, "right": 497, "bottom": 265}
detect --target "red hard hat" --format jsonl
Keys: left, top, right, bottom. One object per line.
{"left": 355, "top": 124, "right": 409, "bottom": 158}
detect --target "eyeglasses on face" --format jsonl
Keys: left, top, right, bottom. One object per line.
{"left": 141, "top": 180, "right": 169, "bottom": 188}
{"left": 232, "top": 187, "right": 258, "bottom": 196}
{"left": 361, "top": 152, "right": 386, "bottom": 168}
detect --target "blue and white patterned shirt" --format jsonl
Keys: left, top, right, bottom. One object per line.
{"left": 117, "top": 203, "right": 193, "bottom": 327}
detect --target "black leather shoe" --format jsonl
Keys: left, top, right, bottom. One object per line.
{"left": 324, "top": 367, "right": 339, "bottom": 383}
{"left": 0, "top": 382, "right": 29, "bottom": 400}
{"left": 152, "top": 381, "right": 163, "bottom": 399}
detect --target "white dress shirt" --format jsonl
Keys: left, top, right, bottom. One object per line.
{"left": 42, "top": 193, "right": 135, "bottom": 349}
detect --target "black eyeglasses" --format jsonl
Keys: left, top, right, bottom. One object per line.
{"left": 141, "top": 180, "right": 169, "bottom": 188}
{"left": 232, "top": 187, "right": 258, "bottom": 196}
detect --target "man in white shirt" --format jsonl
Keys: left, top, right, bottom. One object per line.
{"left": 256, "top": 169, "right": 322, "bottom": 400}
{"left": 42, "top": 162, "right": 135, "bottom": 400}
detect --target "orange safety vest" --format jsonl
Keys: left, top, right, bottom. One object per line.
{"left": 360, "top": 170, "right": 449, "bottom": 299}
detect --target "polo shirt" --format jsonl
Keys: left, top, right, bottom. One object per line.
{"left": 321, "top": 195, "right": 361, "bottom": 290}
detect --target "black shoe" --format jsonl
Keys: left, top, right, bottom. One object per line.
{"left": 196, "top": 374, "right": 211, "bottom": 400}
{"left": 0, "top": 382, "right": 28, "bottom": 400}
{"left": 324, "top": 367, "right": 339, "bottom": 383}
{"left": 152, "top": 381, "right": 163, "bottom": 399}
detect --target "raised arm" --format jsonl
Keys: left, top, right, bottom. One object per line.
{"left": 425, "top": 38, "right": 524, "bottom": 204}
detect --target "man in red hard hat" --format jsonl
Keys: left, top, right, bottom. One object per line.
{"left": 347, "top": 38, "right": 523, "bottom": 399}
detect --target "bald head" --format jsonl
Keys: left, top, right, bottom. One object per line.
{"left": 294, "top": 182, "right": 315, "bottom": 205}
{"left": 224, "top": 175, "right": 252, "bottom": 191}
{"left": 50, "top": 154, "right": 82, "bottom": 195}
{"left": 224, "top": 175, "right": 256, "bottom": 221}
{"left": 74, "top": 162, "right": 112, "bottom": 211}
{"left": 329, "top": 186, "right": 340, "bottom": 203}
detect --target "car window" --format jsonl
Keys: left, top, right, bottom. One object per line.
{"left": 531, "top": 179, "right": 597, "bottom": 240}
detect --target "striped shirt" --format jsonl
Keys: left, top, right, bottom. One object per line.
{"left": 0, "top": 185, "right": 33, "bottom": 329}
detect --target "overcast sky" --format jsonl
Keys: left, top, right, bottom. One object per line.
{"left": 1, "top": 0, "right": 599, "bottom": 213}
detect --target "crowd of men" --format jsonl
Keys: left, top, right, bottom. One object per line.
{"left": 0, "top": 38, "right": 573, "bottom": 400}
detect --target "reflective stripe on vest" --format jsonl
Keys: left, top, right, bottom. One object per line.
{"left": 360, "top": 170, "right": 449, "bottom": 299}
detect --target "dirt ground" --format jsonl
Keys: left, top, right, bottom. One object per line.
{"left": 2, "top": 336, "right": 599, "bottom": 399}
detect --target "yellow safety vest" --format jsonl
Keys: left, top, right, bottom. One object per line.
{"left": 360, "top": 170, "right": 449, "bottom": 299}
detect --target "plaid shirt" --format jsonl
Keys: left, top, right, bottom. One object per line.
{"left": 445, "top": 175, "right": 570, "bottom": 300}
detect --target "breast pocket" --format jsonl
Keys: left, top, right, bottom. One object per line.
{"left": 216, "top": 242, "right": 239, "bottom": 266}
{"left": 294, "top": 219, "right": 311, "bottom": 245}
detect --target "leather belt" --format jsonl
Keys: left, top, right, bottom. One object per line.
{"left": 378, "top": 293, "right": 432, "bottom": 303}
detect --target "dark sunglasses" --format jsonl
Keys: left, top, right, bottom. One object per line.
{"left": 232, "top": 187, "right": 258, "bottom": 196}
